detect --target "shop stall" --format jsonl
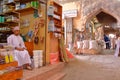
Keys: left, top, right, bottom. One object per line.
{"left": 0, "top": 0, "right": 50, "bottom": 80}
{"left": 0, "top": 0, "right": 65, "bottom": 79}
{"left": 74, "top": 17, "right": 104, "bottom": 55}
{"left": 47, "top": 0, "right": 68, "bottom": 63}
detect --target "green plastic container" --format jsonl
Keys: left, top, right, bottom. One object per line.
{"left": 0, "top": 16, "right": 2, "bottom": 23}
{"left": 31, "top": 1, "right": 34, "bottom": 7}
{"left": 31, "top": 1, "right": 39, "bottom": 8}
{"left": 34, "top": 1, "right": 39, "bottom": 8}
{"left": 1, "top": 16, "right": 5, "bottom": 23}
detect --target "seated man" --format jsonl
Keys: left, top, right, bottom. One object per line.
{"left": 7, "top": 26, "right": 32, "bottom": 70}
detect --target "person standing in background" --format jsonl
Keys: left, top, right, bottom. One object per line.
{"left": 114, "top": 34, "right": 120, "bottom": 57}
{"left": 104, "top": 34, "right": 110, "bottom": 49}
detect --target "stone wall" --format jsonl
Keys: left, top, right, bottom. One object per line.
{"left": 74, "top": 0, "right": 120, "bottom": 31}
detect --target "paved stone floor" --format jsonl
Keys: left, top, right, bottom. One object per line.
{"left": 62, "top": 49, "right": 120, "bottom": 80}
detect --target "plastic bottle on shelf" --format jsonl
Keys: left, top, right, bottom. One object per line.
{"left": 5, "top": 55, "right": 9, "bottom": 63}
{"left": 9, "top": 55, "right": 14, "bottom": 62}
{"left": 9, "top": 51, "right": 14, "bottom": 62}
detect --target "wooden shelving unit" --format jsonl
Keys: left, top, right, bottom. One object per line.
{"left": 0, "top": 1, "right": 20, "bottom": 32}
{"left": 54, "top": 2, "right": 62, "bottom": 32}
{"left": 0, "top": 0, "right": 40, "bottom": 27}
{"left": 48, "top": 1, "right": 62, "bottom": 55}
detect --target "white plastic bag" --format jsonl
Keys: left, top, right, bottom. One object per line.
{"left": 89, "top": 40, "right": 98, "bottom": 49}
{"left": 82, "top": 40, "right": 89, "bottom": 49}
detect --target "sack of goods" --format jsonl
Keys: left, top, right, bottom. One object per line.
{"left": 79, "top": 41, "right": 83, "bottom": 49}
{"left": 82, "top": 40, "right": 89, "bottom": 49}
{"left": 33, "top": 50, "right": 43, "bottom": 68}
{"left": 77, "top": 41, "right": 83, "bottom": 49}
{"left": 89, "top": 40, "right": 98, "bottom": 50}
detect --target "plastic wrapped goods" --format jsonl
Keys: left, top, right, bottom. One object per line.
{"left": 77, "top": 41, "right": 83, "bottom": 49}
{"left": 82, "top": 40, "right": 89, "bottom": 49}
{"left": 33, "top": 50, "right": 43, "bottom": 68}
{"left": 79, "top": 41, "right": 83, "bottom": 49}
{"left": 89, "top": 40, "right": 98, "bottom": 50}
{"left": 50, "top": 52, "right": 59, "bottom": 64}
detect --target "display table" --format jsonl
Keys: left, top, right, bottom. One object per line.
{"left": 0, "top": 61, "right": 23, "bottom": 80}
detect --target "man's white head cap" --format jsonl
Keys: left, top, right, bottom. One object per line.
{"left": 13, "top": 26, "right": 20, "bottom": 31}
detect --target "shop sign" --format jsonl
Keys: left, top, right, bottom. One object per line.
{"left": 63, "top": 9, "right": 77, "bottom": 18}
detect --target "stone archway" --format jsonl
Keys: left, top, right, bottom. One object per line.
{"left": 84, "top": 10, "right": 118, "bottom": 39}
{"left": 77, "top": 0, "right": 120, "bottom": 31}
{"left": 82, "top": 5, "right": 119, "bottom": 40}
{"left": 85, "top": 8, "right": 119, "bottom": 25}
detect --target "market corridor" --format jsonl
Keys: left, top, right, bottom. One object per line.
{"left": 62, "top": 50, "right": 120, "bottom": 80}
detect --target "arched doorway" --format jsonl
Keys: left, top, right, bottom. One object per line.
{"left": 85, "top": 10, "right": 118, "bottom": 51}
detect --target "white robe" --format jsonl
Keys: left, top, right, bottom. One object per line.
{"left": 7, "top": 34, "right": 31, "bottom": 66}
{"left": 114, "top": 40, "right": 120, "bottom": 57}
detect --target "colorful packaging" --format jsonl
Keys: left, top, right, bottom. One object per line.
{"left": 5, "top": 55, "right": 9, "bottom": 63}
{"left": 31, "top": 1, "right": 34, "bottom": 7}
{"left": 9, "top": 55, "right": 14, "bottom": 62}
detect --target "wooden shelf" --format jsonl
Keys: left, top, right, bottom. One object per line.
{"left": 15, "top": 7, "right": 37, "bottom": 13}
{"left": 55, "top": 24, "right": 61, "bottom": 28}
{"left": 54, "top": 31, "right": 61, "bottom": 33}
{"left": 54, "top": 31, "right": 64, "bottom": 34}
{"left": 54, "top": 2, "right": 62, "bottom": 7}
{"left": 39, "top": 0, "right": 47, "bottom": 4}
{"left": 0, "top": 2, "right": 15, "bottom": 6}
{"left": 14, "top": 0, "right": 35, "bottom": 3}
{"left": 14, "top": 0, "right": 46, "bottom": 4}
{"left": 0, "top": 23, "right": 6, "bottom": 25}
{"left": 54, "top": 17, "right": 61, "bottom": 21}
{"left": 54, "top": 11, "right": 61, "bottom": 16}
{"left": 0, "top": 30, "right": 11, "bottom": 32}
{"left": 5, "top": 21, "right": 19, "bottom": 24}
{"left": 4, "top": 2, "right": 15, "bottom": 5}
{"left": 0, "top": 21, "right": 19, "bottom": 26}
{"left": 0, "top": 11, "right": 19, "bottom": 16}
